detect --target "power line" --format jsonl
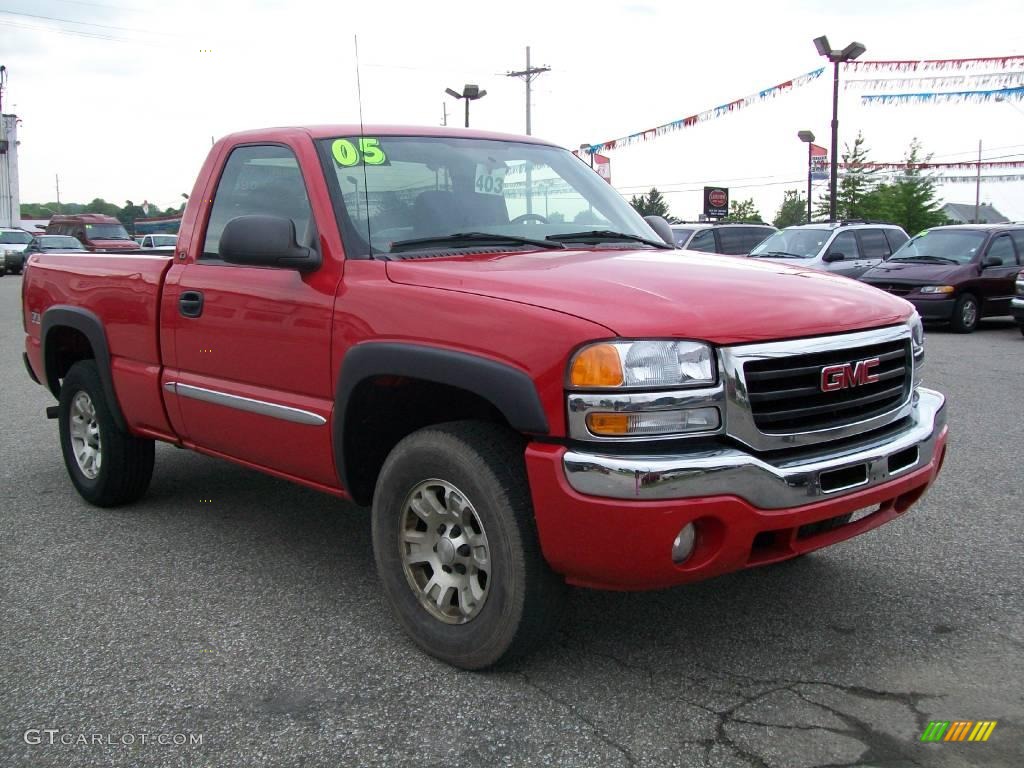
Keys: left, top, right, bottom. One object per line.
{"left": 0, "top": 18, "right": 137, "bottom": 44}
{"left": 0, "top": 9, "right": 177, "bottom": 36}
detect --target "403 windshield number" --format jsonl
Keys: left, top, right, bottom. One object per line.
{"left": 331, "top": 138, "right": 388, "bottom": 166}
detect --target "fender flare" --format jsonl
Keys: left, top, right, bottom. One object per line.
{"left": 40, "top": 306, "right": 128, "bottom": 432}
{"left": 334, "top": 342, "right": 549, "bottom": 493}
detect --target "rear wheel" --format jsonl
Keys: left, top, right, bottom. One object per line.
{"left": 59, "top": 360, "right": 155, "bottom": 507}
{"left": 371, "top": 421, "right": 566, "bottom": 669}
{"left": 950, "top": 293, "right": 979, "bottom": 333}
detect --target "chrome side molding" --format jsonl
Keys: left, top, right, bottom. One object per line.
{"left": 163, "top": 381, "right": 327, "bottom": 426}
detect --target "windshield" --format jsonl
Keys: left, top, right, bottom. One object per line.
{"left": 749, "top": 228, "right": 830, "bottom": 258}
{"left": 39, "top": 236, "right": 84, "bottom": 250}
{"left": 1, "top": 230, "right": 33, "bottom": 244}
{"left": 890, "top": 230, "right": 987, "bottom": 264}
{"left": 84, "top": 223, "right": 131, "bottom": 240}
{"left": 671, "top": 228, "right": 695, "bottom": 246}
{"left": 317, "top": 136, "right": 657, "bottom": 257}
{"left": 150, "top": 235, "right": 177, "bottom": 246}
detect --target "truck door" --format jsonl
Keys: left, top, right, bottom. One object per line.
{"left": 163, "top": 142, "right": 342, "bottom": 487}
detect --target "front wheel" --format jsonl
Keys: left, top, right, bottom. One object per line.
{"left": 371, "top": 422, "right": 566, "bottom": 669}
{"left": 950, "top": 293, "right": 979, "bottom": 333}
{"left": 58, "top": 360, "right": 155, "bottom": 507}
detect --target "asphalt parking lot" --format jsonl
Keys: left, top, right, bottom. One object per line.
{"left": 1, "top": 274, "right": 1021, "bottom": 768}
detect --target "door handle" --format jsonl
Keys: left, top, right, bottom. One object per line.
{"left": 179, "top": 290, "right": 204, "bottom": 318}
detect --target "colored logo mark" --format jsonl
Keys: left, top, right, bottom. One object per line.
{"left": 920, "top": 720, "right": 997, "bottom": 742}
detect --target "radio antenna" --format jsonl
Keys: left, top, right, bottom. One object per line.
{"left": 354, "top": 35, "right": 373, "bottom": 256}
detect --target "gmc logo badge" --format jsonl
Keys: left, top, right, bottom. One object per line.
{"left": 820, "top": 358, "right": 881, "bottom": 392}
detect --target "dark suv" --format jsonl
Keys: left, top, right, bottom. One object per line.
{"left": 861, "top": 224, "right": 1024, "bottom": 333}
{"left": 671, "top": 222, "right": 776, "bottom": 255}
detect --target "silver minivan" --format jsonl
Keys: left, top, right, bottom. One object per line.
{"left": 748, "top": 222, "right": 909, "bottom": 279}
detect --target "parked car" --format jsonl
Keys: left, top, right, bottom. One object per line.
{"left": 24, "top": 235, "right": 87, "bottom": 254}
{"left": 46, "top": 214, "right": 140, "bottom": 252}
{"left": 1, "top": 227, "right": 34, "bottom": 275}
{"left": 861, "top": 225, "right": 1024, "bottom": 333}
{"left": 22, "top": 125, "right": 947, "bottom": 669}
{"left": 138, "top": 234, "right": 178, "bottom": 250}
{"left": 1012, "top": 269, "right": 1024, "bottom": 336}
{"left": 749, "top": 221, "right": 909, "bottom": 279}
{"left": 671, "top": 222, "right": 777, "bottom": 255}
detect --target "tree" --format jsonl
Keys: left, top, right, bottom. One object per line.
{"left": 773, "top": 190, "right": 807, "bottom": 228}
{"left": 814, "top": 130, "right": 880, "bottom": 221}
{"left": 629, "top": 187, "right": 678, "bottom": 222}
{"left": 864, "top": 139, "right": 948, "bottom": 235}
{"left": 723, "top": 198, "right": 762, "bottom": 223}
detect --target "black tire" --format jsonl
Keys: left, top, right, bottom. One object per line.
{"left": 950, "top": 293, "right": 979, "bottom": 333}
{"left": 58, "top": 360, "right": 155, "bottom": 507}
{"left": 371, "top": 421, "right": 566, "bottom": 670}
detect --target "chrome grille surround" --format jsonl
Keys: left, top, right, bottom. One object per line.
{"left": 719, "top": 324, "right": 918, "bottom": 452}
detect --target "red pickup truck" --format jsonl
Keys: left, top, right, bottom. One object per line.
{"left": 22, "top": 125, "right": 948, "bottom": 669}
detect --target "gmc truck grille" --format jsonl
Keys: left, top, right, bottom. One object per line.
{"left": 743, "top": 339, "right": 911, "bottom": 433}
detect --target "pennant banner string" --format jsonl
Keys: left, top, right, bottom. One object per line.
{"left": 861, "top": 86, "right": 1024, "bottom": 105}
{"left": 846, "top": 72, "right": 1024, "bottom": 91}
{"left": 585, "top": 67, "right": 825, "bottom": 155}
{"left": 845, "top": 55, "right": 1024, "bottom": 72}
{"left": 841, "top": 160, "right": 1024, "bottom": 171}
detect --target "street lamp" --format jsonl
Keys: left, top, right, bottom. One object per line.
{"left": 578, "top": 143, "right": 595, "bottom": 168}
{"left": 814, "top": 35, "right": 866, "bottom": 222}
{"left": 797, "top": 130, "right": 815, "bottom": 223}
{"left": 445, "top": 84, "right": 487, "bottom": 128}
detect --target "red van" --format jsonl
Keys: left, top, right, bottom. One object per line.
{"left": 46, "top": 214, "right": 140, "bottom": 252}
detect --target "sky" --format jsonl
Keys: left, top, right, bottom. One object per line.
{"left": 2, "top": 0, "right": 1023, "bottom": 222}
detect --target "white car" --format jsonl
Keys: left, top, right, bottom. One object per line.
{"left": 138, "top": 234, "right": 178, "bottom": 250}
{"left": 1, "top": 227, "right": 34, "bottom": 275}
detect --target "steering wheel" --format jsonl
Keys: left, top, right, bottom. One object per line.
{"left": 510, "top": 213, "right": 549, "bottom": 225}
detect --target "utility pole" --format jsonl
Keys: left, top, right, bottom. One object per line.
{"left": 506, "top": 46, "right": 550, "bottom": 136}
{"left": 974, "top": 139, "right": 982, "bottom": 223}
{"left": 55, "top": 173, "right": 61, "bottom": 213}
{"left": 441, "top": 102, "right": 448, "bottom": 127}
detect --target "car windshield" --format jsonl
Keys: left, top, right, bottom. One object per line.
{"left": 1, "top": 230, "right": 33, "bottom": 244}
{"left": 84, "top": 223, "right": 131, "bottom": 240}
{"left": 749, "top": 228, "right": 830, "bottom": 258}
{"left": 889, "top": 230, "right": 987, "bottom": 264}
{"left": 671, "top": 228, "right": 695, "bottom": 246}
{"left": 318, "top": 135, "right": 658, "bottom": 257}
{"left": 151, "top": 235, "right": 177, "bottom": 246}
{"left": 39, "top": 236, "right": 84, "bottom": 250}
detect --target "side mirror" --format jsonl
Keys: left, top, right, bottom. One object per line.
{"left": 981, "top": 255, "right": 1003, "bottom": 268}
{"left": 220, "top": 215, "right": 320, "bottom": 271}
{"left": 822, "top": 251, "right": 845, "bottom": 263}
{"left": 643, "top": 215, "right": 677, "bottom": 247}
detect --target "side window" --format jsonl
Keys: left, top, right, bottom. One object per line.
{"left": 1010, "top": 231, "right": 1024, "bottom": 262}
{"left": 884, "top": 228, "right": 908, "bottom": 254}
{"left": 827, "top": 231, "right": 860, "bottom": 259}
{"left": 986, "top": 234, "right": 1016, "bottom": 266}
{"left": 718, "top": 228, "right": 748, "bottom": 255}
{"left": 858, "top": 229, "right": 891, "bottom": 260}
{"left": 741, "top": 228, "right": 773, "bottom": 253}
{"left": 202, "top": 144, "right": 312, "bottom": 259}
{"left": 688, "top": 229, "right": 717, "bottom": 252}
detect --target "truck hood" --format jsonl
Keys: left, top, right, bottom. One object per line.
{"left": 386, "top": 249, "right": 912, "bottom": 344}
{"left": 862, "top": 260, "right": 966, "bottom": 283}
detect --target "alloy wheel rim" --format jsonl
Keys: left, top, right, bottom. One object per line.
{"left": 963, "top": 300, "right": 977, "bottom": 327}
{"left": 69, "top": 391, "right": 102, "bottom": 479}
{"left": 398, "top": 479, "right": 491, "bottom": 624}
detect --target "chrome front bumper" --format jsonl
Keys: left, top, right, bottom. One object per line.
{"left": 563, "top": 387, "right": 946, "bottom": 509}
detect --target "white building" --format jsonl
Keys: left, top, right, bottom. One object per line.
{"left": 1, "top": 113, "right": 20, "bottom": 228}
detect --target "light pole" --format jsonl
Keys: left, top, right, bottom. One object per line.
{"left": 814, "top": 35, "right": 866, "bottom": 222}
{"left": 798, "top": 130, "right": 815, "bottom": 223}
{"left": 445, "top": 84, "right": 487, "bottom": 128}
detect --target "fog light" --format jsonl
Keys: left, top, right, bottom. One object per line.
{"left": 671, "top": 523, "right": 697, "bottom": 564}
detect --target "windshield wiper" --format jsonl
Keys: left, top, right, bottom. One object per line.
{"left": 890, "top": 255, "right": 958, "bottom": 264}
{"left": 388, "top": 231, "right": 565, "bottom": 254}
{"left": 545, "top": 230, "right": 672, "bottom": 249}
{"left": 750, "top": 250, "right": 808, "bottom": 259}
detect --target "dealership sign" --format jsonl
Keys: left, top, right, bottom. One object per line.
{"left": 704, "top": 186, "right": 729, "bottom": 218}
{"left": 811, "top": 144, "right": 829, "bottom": 180}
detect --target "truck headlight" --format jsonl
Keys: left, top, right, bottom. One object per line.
{"left": 909, "top": 312, "right": 924, "bottom": 368}
{"left": 919, "top": 285, "right": 954, "bottom": 294}
{"left": 569, "top": 340, "right": 716, "bottom": 389}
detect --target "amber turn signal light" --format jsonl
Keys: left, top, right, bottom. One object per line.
{"left": 570, "top": 344, "right": 624, "bottom": 387}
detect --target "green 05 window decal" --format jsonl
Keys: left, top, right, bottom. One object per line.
{"left": 331, "top": 137, "right": 390, "bottom": 167}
